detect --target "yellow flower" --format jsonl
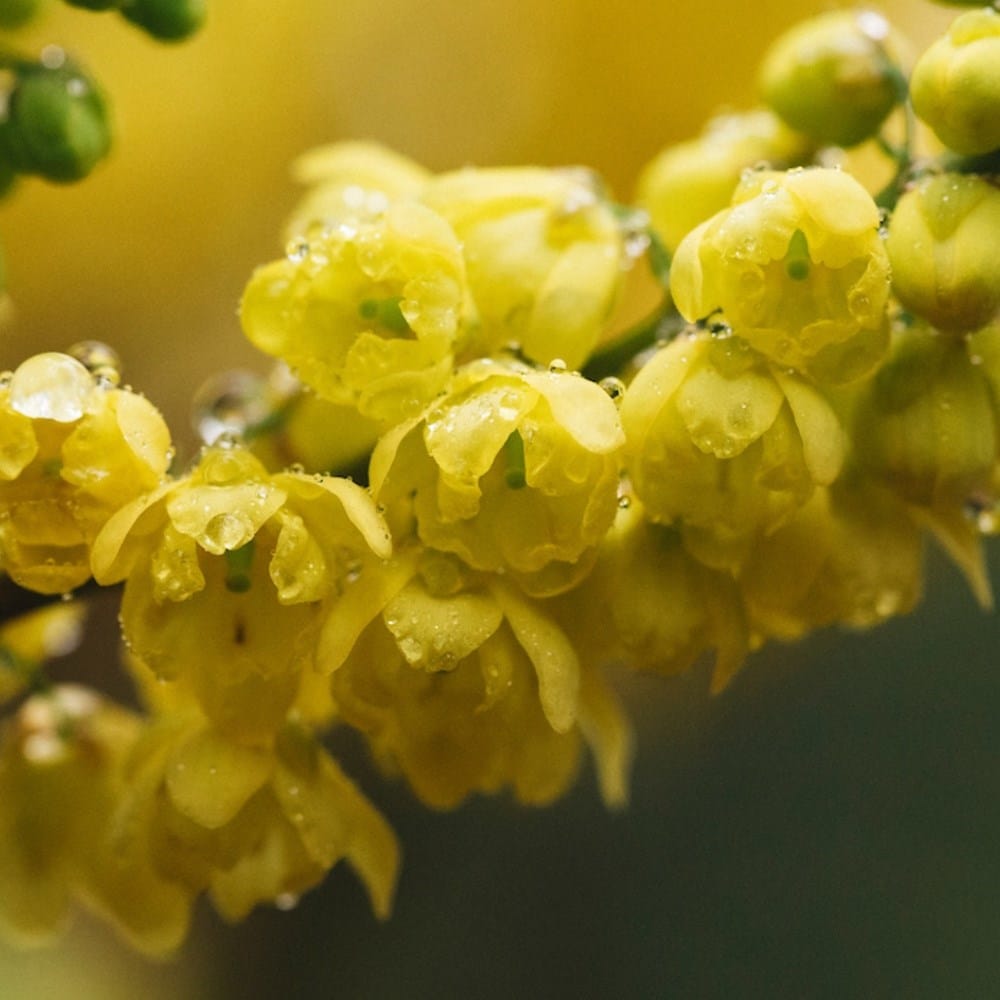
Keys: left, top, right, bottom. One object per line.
{"left": 91, "top": 445, "right": 392, "bottom": 743}
{"left": 636, "top": 108, "right": 812, "bottom": 253}
{"left": 240, "top": 200, "right": 467, "bottom": 426}
{"left": 283, "top": 140, "right": 430, "bottom": 240}
{"left": 852, "top": 323, "right": 996, "bottom": 510}
{"left": 112, "top": 714, "right": 399, "bottom": 924}
{"left": 421, "top": 166, "right": 624, "bottom": 370}
{"left": 371, "top": 359, "right": 625, "bottom": 595}
{"left": 620, "top": 331, "right": 846, "bottom": 570}
{"left": 0, "top": 686, "right": 192, "bottom": 955}
{"left": 0, "top": 602, "right": 86, "bottom": 705}
{"left": 851, "top": 323, "right": 996, "bottom": 606}
{"left": 0, "top": 352, "right": 173, "bottom": 594}
{"left": 886, "top": 173, "right": 1000, "bottom": 334}
{"left": 758, "top": 10, "right": 906, "bottom": 148}
{"left": 329, "top": 548, "right": 630, "bottom": 809}
{"left": 910, "top": 8, "right": 1000, "bottom": 157}
{"left": 738, "top": 476, "right": 924, "bottom": 642}
{"left": 557, "top": 499, "right": 749, "bottom": 693}
{"left": 670, "top": 167, "right": 891, "bottom": 384}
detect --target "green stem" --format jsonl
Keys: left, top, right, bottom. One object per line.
{"left": 582, "top": 300, "right": 687, "bottom": 383}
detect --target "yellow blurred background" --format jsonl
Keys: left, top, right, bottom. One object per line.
{"left": 0, "top": 0, "right": 950, "bottom": 445}
{"left": 0, "top": 2, "right": 966, "bottom": 995}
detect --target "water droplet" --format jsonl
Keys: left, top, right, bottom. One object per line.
{"left": 285, "top": 237, "right": 310, "bottom": 263}
{"left": 9, "top": 353, "right": 94, "bottom": 422}
{"left": 191, "top": 369, "right": 272, "bottom": 446}
{"left": 40, "top": 45, "right": 66, "bottom": 70}
{"left": 618, "top": 495, "right": 631, "bottom": 509}
{"left": 274, "top": 893, "right": 300, "bottom": 911}
{"left": 65, "top": 76, "right": 88, "bottom": 98}
{"left": 599, "top": 376, "right": 626, "bottom": 404}
{"left": 67, "top": 339, "right": 122, "bottom": 387}
{"left": 548, "top": 358, "right": 567, "bottom": 374}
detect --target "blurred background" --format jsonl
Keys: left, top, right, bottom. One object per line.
{"left": 4, "top": 1, "right": 998, "bottom": 997}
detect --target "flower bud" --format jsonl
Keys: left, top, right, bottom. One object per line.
{"left": 887, "top": 173, "right": 1000, "bottom": 333}
{"left": 0, "top": 61, "right": 111, "bottom": 183}
{"left": 910, "top": 9, "right": 1000, "bottom": 156}
{"left": 636, "top": 109, "right": 812, "bottom": 252}
{"left": 120, "top": 0, "right": 206, "bottom": 41}
{"left": 284, "top": 141, "right": 430, "bottom": 240}
{"left": 852, "top": 323, "right": 996, "bottom": 509}
{"left": 670, "top": 167, "right": 891, "bottom": 383}
{"left": 421, "top": 166, "right": 624, "bottom": 370}
{"left": 759, "top": 10, "right": 905, "bottom": 148}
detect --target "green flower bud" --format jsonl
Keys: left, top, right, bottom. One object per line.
{"left": 636, "top": 109, "right": 812, "bottom": 253}
{"left": 120, "top": 0, "right": 206, "bottom": 41}
{"left": 887, "top": 173, "right": 1000, "bottom": 333}
{"left": 852, "top": 323, "right": 997, "bottom": 509}
{"left": 0, "top": 60, "right": 111, "bottom": 183}
{"left": 910, "top": 9, "right": 1000, "bottom": 157}
{"left": 758, "top": 10, "right": 906, "bottom": 148}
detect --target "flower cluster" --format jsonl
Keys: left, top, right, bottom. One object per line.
{"left": 2, "top": 0, "right": 1000, "bottom": 955}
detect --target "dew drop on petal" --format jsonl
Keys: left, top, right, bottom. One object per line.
{"left": 285, "top": 238, "right": 310, "bottom": 264}
{"left": 9, "top": 353, "right": 94, "bottom": 421}
{"left": 67, "top": 339, "right": 122, "bottom": 387}
{"left": 598, "top": 376, "right": 626, "bottom": 404}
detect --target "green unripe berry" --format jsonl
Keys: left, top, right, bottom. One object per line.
{"left": 0, "top": 61, "right": 111, "bottom": 183}
{"left": 887, "top": 173, "right": 1000, "bottom": 333}
{"left": 120, "top": 0, "right": 206, "bottom": 41}
{"left": 759, "top": 10, "right": 905, "bottom": 148}
{"left": 910, "top": 9, "right": 1000, "bottom": 157}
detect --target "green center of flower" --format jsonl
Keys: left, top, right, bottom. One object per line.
{"left": 504, "top": 429, "right": 527, "bottom": 489}
{"left": 224, "top": 539, "right": 256, "bottom": 593}
{"left": 359, "top": 296, "right": 410, "bottom": 334}
{"left": 784, "top": 228, "right": 811, "bottom": 281}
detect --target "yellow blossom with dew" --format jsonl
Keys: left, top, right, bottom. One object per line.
{"left": 108, "top": 712, "right": 398, "bottom": 925}
{"left": 371, "top": 358, "right": 624, "bottom": 595}
{"left": 240, "top": 201, "right": 468, "bottom": 426}
{"left": 90, "top": 445, "right": 392, "bottom": 743}
{"left": 328, "top": 546, "right": 630, "bottom": 809}
{"left": 556, "top": 499, "right": 750, "bottom": 693}
{"left": 283, "top": 140, "right": 431, "bottom": 241}
{"left": 738, "top": 476, "right": 925, "bottom": 643}
{"left": 0, "top": 352, "right": 173, "bottom": 594}
{"left": 636, "top": 109, "right": 813, "bottom": 253}
{"left": 421, "top": 166, "right": 624, "bottom": 370}
{"left": 620, "top": 331, "right": 846, "bottom": 570}
{"left": 670, "top": 167, "right": 891, "bottom": 384}
{"left": 850, "top": 323, "right": 997, "bottom": 606}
